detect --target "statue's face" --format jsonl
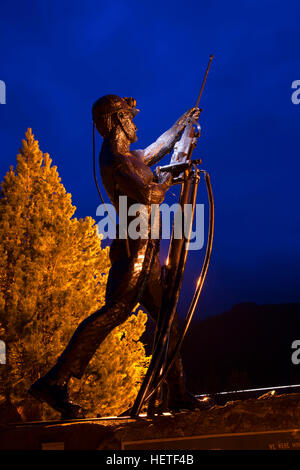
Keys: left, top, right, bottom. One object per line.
{"left": 118, "top": 110, "right": 137, "bottom": 143}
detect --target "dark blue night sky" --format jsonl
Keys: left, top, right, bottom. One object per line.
{"left": 0, "top": 0, "right": 299, "bottom": 319}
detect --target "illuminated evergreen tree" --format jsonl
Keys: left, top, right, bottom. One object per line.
{"left": 0, "top": 129, "right": 149, "bottom": 419}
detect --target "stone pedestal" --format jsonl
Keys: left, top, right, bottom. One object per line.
{"left": 1, "top": 393, "right": 300, "bottom": 450}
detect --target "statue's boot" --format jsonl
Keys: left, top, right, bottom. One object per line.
{"left": 167, "top": 390, "right": 214, "bottom": 413}
{"left": 28, "top": 377, "right": 85, "bottom": 420}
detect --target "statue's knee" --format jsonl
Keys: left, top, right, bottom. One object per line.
{"left": 107, "top": 301, "right": 133, "bottom": 324}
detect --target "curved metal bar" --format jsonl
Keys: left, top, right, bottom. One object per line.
{"left": 145, "top": 171, "right": 214, "bottom": 403}
{"left": 148, "top": 167, "right": 201, "bottom": 414}
{"left": 130, "top": 168, "right": 199, "bottom": 417}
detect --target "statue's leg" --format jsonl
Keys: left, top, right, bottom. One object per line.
{"left": 140, "top": 253, "right": 187, "bottom": 403}
{"left": 46, "top": 239, "right": 152, "bottom": 383}
{"left": 46, "top": 300, "right": 136, "bottom": 383}
{"left": 29, "top": 239, "right": 153, "bottom": 416}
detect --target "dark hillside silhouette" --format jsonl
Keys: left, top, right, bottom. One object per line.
{"left": 179, "top": 302, "right": 300, "bottom": 394}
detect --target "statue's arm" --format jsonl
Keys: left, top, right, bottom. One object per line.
{"left": 141, "top": 107, "right": 200, "bottom": 167}
{"left": 114, "top": 156, "right": 171, "bottom": 205}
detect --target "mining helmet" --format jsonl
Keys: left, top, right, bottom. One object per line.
{"left": 92, "top": 94, "right": 139, "bottom": 123}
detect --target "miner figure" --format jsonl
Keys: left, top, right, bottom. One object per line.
{"left": 29, "top": 95, "right": 201, "bottom": 418}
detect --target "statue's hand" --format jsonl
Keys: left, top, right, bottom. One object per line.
{"left": 176, "top": 107, "right": 201, "bottom": 130}
{"left": 155, "top": 167, "right": 172, "bottom": 186}
{"left": 162, "top": 172, "right": 173, "bottom": 187}
{"left": 185, "top": 106, "right": 201, "bottom": 122}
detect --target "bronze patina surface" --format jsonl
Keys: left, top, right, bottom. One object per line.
{"left": 29, "top": 95, "right": 200, "bottom": 418}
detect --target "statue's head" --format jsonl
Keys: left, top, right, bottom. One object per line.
{"left": 92, "top": 95, "right": 139, "bottom": 143}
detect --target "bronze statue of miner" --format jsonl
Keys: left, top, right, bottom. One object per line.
{"left": 29, "top": 95, "right": 202, "bottom": 419}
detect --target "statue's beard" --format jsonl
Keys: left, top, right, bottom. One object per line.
{"left": 123, "top": 127, "right": 137, "bottom": 144}
{"left": 117, "top": 117, "right": 137, "bottom": 144}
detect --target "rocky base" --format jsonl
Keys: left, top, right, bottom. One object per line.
{"left": 1, "top": 392, "right": 300, "bottom": 450}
